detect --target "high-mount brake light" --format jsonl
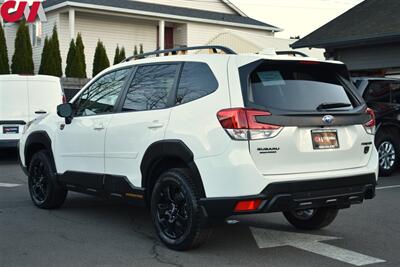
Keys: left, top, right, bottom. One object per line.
{"left": 364, "top": 108, "right": 376, "bottom": 135}
{"left": 217, "top": 108, "right": 282, "bottom": 140}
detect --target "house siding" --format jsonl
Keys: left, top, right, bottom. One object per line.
{"left": 60, "top": 12, "right": 158, "bottom": 77}
{"left": 186, "top": 22, "right": 273, "bottom": 48}
{"left": 333, "top": 44, "right": 400, "bottom": 71}
{"left": 131, "top": 0, "right": 236, "bottom": 14}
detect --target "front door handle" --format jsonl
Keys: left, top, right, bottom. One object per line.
{"left": 148, "top": 121, "right": 164, "bottom": 129}
{"left": 93, "top": 123, "right": 105, "bottom": 131}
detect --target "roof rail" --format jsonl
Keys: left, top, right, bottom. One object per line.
{"left": 122, "top": 45, "right": 236, "bottom": 63}
{"left": 276, "top": 51, "right": 309, "bottom": 57}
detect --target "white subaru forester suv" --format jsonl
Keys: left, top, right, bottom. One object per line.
{"left": 19, "top": 46, "right": 379, "bottom": 251}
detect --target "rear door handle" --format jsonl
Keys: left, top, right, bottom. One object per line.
{"left": 148, "top": 121, "right": 164, "bottom": 129}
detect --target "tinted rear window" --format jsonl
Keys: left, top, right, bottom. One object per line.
{"left": 246, "top": 62, "right": 355, "bottom": 112}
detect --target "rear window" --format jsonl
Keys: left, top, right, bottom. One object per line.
{"left": 245, "top": 61, "right": 356, "bottom": 112}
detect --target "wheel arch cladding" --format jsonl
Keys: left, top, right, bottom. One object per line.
{"left": 141, "top": 140, "right": 206, "bottom": 200}
{"left": 25, "top": 131, "right": 55, "bottom": 169}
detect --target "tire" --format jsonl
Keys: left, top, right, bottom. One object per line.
{"left": 283, "top": 208, "right": 339, "bottom": 230}
{"left": 28, "top": 150, "right": 67, "bottom": 209}
{"left": 376, "top": 129, "right": 400, "bottom": 177}
{"left": 151, "top": 168, "right": 212, "bottom": 251}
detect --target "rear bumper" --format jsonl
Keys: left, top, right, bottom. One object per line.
{"left": 199, "top": 173, "right": 376, "bottom": 218}
{"left": 0, "top": 140, "right": 19, "bottom": 148}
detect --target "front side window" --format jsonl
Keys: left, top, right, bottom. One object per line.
{"left": 74, "top": 68, "right": 130, "bottom": 116}
{"left": 176, "top": 62, "right": 218, "bottom": 104}
{"left": 122, "top": 64, "right": 178, "bottom": 111}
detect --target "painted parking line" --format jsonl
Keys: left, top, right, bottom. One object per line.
{"left": 376, "top": 185, "right": 400, "bottom": 190}
{"left": 251, "top": 228, "right": 386, "bottom": 266}
{"left": 0, "top": 183, "right": 22, "bottom": 188}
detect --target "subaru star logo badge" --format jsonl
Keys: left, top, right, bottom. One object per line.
{"left": 322, "top": 115, "right": 335, "bottom": 125}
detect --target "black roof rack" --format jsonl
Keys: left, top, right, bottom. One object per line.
{"left": 276, "top": 51, "right": 309, "bottom": 57}
{"left": 122, "top": 45, "right": 236, "bottom": 63}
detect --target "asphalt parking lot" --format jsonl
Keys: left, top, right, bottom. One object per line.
{"left": 1, "top": 148, "right": 399, "bottom": 267}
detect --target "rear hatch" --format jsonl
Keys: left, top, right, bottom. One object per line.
{"left": 239, "top": 60, "right": 375, "bottom": 175}
{"left": 0, "top": 77, "right": 29, "bottom": 140}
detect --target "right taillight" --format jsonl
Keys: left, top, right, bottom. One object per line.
{"left": 217, "top": 108, "right": 282, "bottom": 140}
{"left": 364, "top": 108, "right": 376, "bottom": 135}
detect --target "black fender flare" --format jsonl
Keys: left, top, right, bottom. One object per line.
{"left": 140, "top": 140, "right": 206, "bottom": 198}
{"left": 24, "top": 131, "right": 55, "bottom": 169}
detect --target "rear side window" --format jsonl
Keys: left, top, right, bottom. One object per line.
{"left": 363, "top": 81, "right": 391, "bottom": 103}
{"left": 122, "top": 64, "right": 178, "bottom": 111}
{"left": 176, "top": 62, "right": 218, "bottom": 105}
{"left": 244, "top": 61, "right": 355, "bottom": 112}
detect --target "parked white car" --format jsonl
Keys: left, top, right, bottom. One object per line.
{"left": 0, "top": 75, "right": 65, "bottom": 148}
{"left": 19, "top": 46, "right": 379, "bottom": 251}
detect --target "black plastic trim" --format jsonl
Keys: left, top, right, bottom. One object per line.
{"left": 256, "top": 113, "right": 371, "bottom": 127}
{"left": 199, "top": 173, "right": 376, "bottom": 218}
{"left": 24, "top": 131, "right": 55, "bottom": 170}
{"left": 0, "top": 120, "right": 26, "bottom": 125}
{"left": 141, "top": 140, "right": 206, "bottom": 198}
{"left": 0, "top": 140, "right": 19, "bottom": 148}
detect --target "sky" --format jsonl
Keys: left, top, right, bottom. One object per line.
{"left": 230, "top": 0, "right": 364, "bottom": 38}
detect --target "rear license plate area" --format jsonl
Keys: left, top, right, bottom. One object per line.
{"left": 3, "top": 126, "right": 19, "bottom": 134}
{"left": 311, "top": 129, "right": 339, "bottom": 149}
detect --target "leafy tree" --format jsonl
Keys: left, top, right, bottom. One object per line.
{"left": 73, "top": 33, "right": 87, "bottom": 78}
{"left": 0, "top": 23, "right": 10, "bottom": 74}
{"left": 119, "top": 47, "right": 126, "bottom": 62}
{"left": 11, "top": 21, "right": 34, "bottom": 74}
{"left": 49, "top": 25, "right": 62, "bottom": 77}
{"left": 39, "top": 37, "right": 50, "bottom": 74}
{"left": 113, "top": 45, "right": 120, "bottom": 65}
{"left": 65, "top": 39, "right": 76, "bottom": 77}
{"left": 133, "top": 45, "right": 138, "bottom": 56}
{"left": 92, "top": 40, "right": 110, "bottom": 77}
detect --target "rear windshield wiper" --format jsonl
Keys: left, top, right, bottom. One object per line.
{"left": 316, "top": 102, "right": 352, "bottom": 111}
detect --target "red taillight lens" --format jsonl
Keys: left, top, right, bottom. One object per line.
{"left": 62, "top": 94, "right": 67, "bottom": 104}
{"left": 217, "top": 108, "right": 282, "bottom": 140}
{"left": 234, "top": 199, "right": 263, "bottom": 212}
{"left": 364, "top": 108, "right": 376, "bottom": 135}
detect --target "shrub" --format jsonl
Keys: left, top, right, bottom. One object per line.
{"left": 92, "top": 40, "right": 110, "bottom": 77}
{"left": 11, "top": 21, "right": 34, "bottom": 74}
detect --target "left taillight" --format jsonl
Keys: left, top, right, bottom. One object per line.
{"left": 364, "top": 108, "right": 376, "bottom": 135}
{"left": 217, "top": 108, "right": 282, "bottom": 140}
{"left": 62, "top": 94, "right": 67, "bottom": 104}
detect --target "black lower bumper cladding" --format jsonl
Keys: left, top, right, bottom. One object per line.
{"left": 200, "top": 174, "right": 377, "bottom": 218}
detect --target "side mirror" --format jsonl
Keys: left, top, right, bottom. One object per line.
{"left": 57, "top": 103, "right": 74, "bottom": 124}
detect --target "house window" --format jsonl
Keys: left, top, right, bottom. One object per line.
{"left": 30, "top": 21, "right": 42, "bottom": 46}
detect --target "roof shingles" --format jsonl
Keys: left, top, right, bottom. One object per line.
{"left": 43, "top": 0, "right": 280, "bottom": 30}
{"left": 292, "top": 0, "right": 400, "bottom": 49}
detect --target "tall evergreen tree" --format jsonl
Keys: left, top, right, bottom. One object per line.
{"left": 65, "top": 39, "right": 76, "bottom": 77}
{"left": 39, "top": 37, "right": 50, "bottom": 74}
{"left": 139, "top": 44, "right": 144, "bottom": 54}
{"left": 92, "top": 40, "right": 110, "bottom": 77}
{"left": 119, "top": 47, "right": 126, "bottom": 62}
{"left": 74, "top": 33, "right": 86, "bottom": 78}
{"left": 11, "top": 21, "right": 34, "bottom": 74}
{"left": 49, "top": 25, "right": 62, "bottom": 77}
{"left": 113, "top": 45, "right": 120, "bottom": 65}
{"left": 0, "top": 23, "right": 10, "bottom": 74}
{"left": 133, "top": 45, "right": 138, "bottom": 56}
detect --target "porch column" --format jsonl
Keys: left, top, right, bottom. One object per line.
{"left": 158, "top": 20, "right": 165, "bottom": 51}
{"left": 69, "top": 8, "right": 75, "bottom": 40}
